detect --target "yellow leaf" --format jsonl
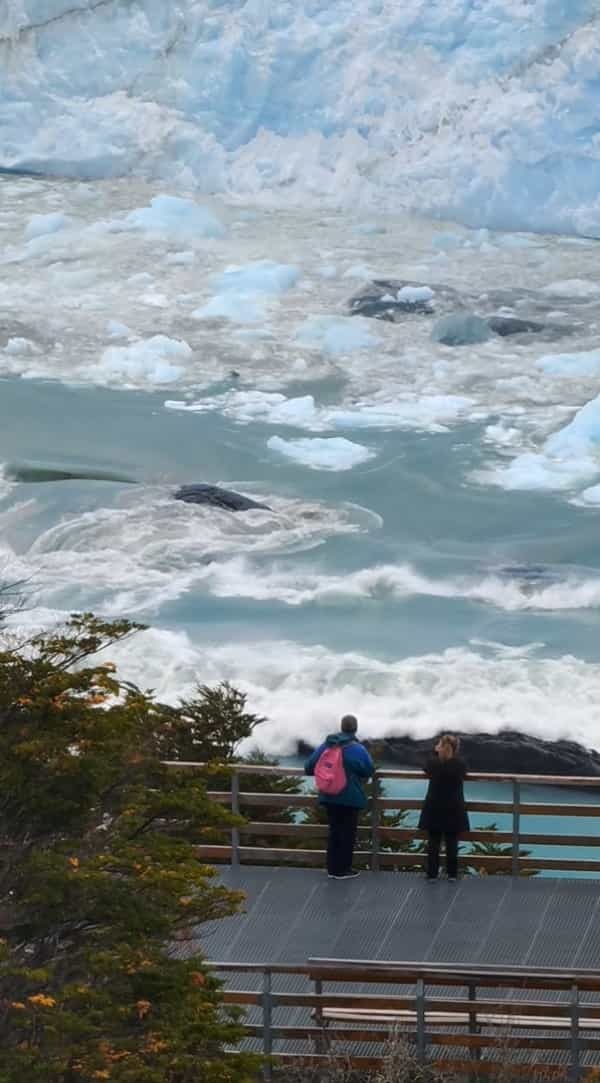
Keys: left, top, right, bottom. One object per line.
{"left": 11, "top": 1001, "right": 26, "bottom": 1011}
{"left": 136, "top": 999, "right": 151, "bottom": 1020}
{"left": 28, "top": 994, "right": 56, "bottom": 1008}
{"left": 68, "top": 857, "right": 80, "bottom": 869}
{"left": 178, "top": 896, "right": 193, "bottom": 907}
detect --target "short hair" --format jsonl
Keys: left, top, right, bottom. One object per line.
{"left": 341, "top": 714, "right": 358, "bottom": 734}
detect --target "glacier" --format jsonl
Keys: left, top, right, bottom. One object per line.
{"left": 1, "top": 0, "right": 600, "bottom": 235}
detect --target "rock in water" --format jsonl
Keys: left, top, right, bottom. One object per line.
{"left": 299, "top": 732, "right": 600, "bottom": 778}
{"left": 174, "top": 483, "right": 270, "bottom": 511}
{"left": 432, "top": 313, "right": 491, "bottom": 345}
{"left": 487, "top": 315, "right": 545, "bottom": 337}
{"left": 348, "top": 279, "right": 461, "bottom": 321}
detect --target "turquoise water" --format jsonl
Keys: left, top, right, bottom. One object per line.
{"left": 4, "top": 183, "right": 600, "bottom": 767}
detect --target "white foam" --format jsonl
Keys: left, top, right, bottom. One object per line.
{"left": 0, "top": 488, "right": 375, "bottom": 618}
{"left": 67, "top": 628, "right": 600, "bottom": 757}
{"left": 191, "top": 558, "right": 600, "bottom": 613}
{"left": 267, "top": 435, "right": 374, "bottom": 471}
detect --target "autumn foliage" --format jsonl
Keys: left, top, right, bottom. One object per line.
{"left": 0, "top": 614, "right": 259, "bottom": 1082}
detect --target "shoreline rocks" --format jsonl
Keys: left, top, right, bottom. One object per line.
{"left": 297, "top": 730, "right": 600, "bottom": 777}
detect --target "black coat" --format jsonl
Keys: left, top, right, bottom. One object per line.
{"left": 418, "top": 755, "right": 470, "bottom": 835}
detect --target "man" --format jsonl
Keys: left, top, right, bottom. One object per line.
{"left": 305, "top": 715, "right": 374, "bottom": 879}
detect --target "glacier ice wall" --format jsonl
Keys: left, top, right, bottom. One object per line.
{"left": 1, "top": 0, "right": 600, "bottom": 234}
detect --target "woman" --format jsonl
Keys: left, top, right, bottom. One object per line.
{"left": 418, "top": 734, "right": 469, "bottom": 881}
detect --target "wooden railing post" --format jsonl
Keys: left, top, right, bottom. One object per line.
{"left": 570, "top": 981, "right": 580, "bottom": 1082}
{"left": 415, "top": 976, "right": 426, "bottom": 1063}
{"left": 468, "top": 980, "right": 480, "bottom": 1073}
{"left": 231, "top": 768, "right": 240, "bottom": 868}
{"left": 314, "top": 977, "right": 327, "bottom": 1053}
{"left": 262, "top": 968, "right": 273, "bottom": 1082}
{"left": 371, "top": 773, "right": 381, "bottom": 872}
{"left": 511, "top": 779, "right": 521, "bottom": 877}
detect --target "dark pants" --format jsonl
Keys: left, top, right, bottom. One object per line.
{"left": 326, "top": 804, "right": 359, "bottom": 876}
{"left": 426, "top": 832, "right": 459, "bottom": 879}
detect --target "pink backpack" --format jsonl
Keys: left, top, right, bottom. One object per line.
{"left": 314, "top": 745, "right": 347, "bottom": 796}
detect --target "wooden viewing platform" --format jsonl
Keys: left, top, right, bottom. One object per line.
{"left": 166, "top": 763, "right": 600, "bottom": 1077}
{"left": 166, "top": 762, "right": 600, "bottom": 877}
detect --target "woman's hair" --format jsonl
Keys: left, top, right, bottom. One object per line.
{"left": 437, "top": 734, "right": 460, "bottom": 759}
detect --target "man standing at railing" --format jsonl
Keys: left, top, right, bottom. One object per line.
{"left": 305, "top": 715, "right": 374, "bottom": 880}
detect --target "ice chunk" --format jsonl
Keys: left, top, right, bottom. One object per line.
{"left": 482, "top": 393, "right": 600, "bottom": 493}
{"left": 432, "top": 313, "right": 491, "bottom": 346}
{"left": 94, "top": 336, "right": 192, "bottom": 386}
{"left": 542, "top": 280, "right": 600, "bottom": 299}
{"left": 537, "top": 350, "right": 600, "bottom": 377}
{"left": 4, "top": 337, "right": 41, "bottom": 355}
{"left": 106, "top": 321, "right": 131, "bottom": 338}
{"left": 352, "top": 222, "right": 386, "bottom": 235}
{"left": 192, "top": 294, "right": 265, "bottom": 324}
{"left": 267, "top": 435, "right": 374, "bottom": 471}
{"left": 166, "top": 250, "right": 196, "bottom": 265}
{"left": 122, "top": 196, "right": 226, "bottom": 239}
{"left": 396, "top": 286, "right": 435, "bottom": 304}
{"left": 211, "top": 261, "right": 299, "bottom": 294}
{"left": 295, "top": 316, "right": 380, "bottom": 355}
{"left": 24, "top": 213, "right": 71, "bottom": 241}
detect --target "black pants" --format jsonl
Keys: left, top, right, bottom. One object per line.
{"left": 426, "top": 832, "right": 459, "bottom": 879}
{"left": 326, "top": 804, "right": 359, "bottom": 876}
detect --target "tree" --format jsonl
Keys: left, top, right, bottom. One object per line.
{"left": 0, "top": 614, "right": 259, "bottom": 1082}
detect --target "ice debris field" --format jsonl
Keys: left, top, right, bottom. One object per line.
{"left": 4, "top": 0, "right": 600, "bottom": 750}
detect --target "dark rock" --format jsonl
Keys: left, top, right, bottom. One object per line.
{"left": 347, "top": 280, "right": 579, "bottom": 341}
{"left": 174, "top": 483, "right": 270, "bottom": 512}
{"left": 487, "top": 316, "right": 545, "bottom": 336}
{"left": 348, "top": 279, "right": 461, "bottom": 322}
{"left": 298, "top": 730, "right": 600, "bottom": 777}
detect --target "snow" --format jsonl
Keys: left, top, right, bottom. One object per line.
{"left": 120, "top": 196, "right": 226, "bottom": 239}
{"left": 3, "top": 1, "right": 600, "bottom": 235}
{"left": 267, "top": 435, "right": 374, "bottom": 471}
{"left": 211, "top": 261, "right": 299, "bottom": 294}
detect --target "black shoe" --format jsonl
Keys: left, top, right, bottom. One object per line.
{"left": 448, "top": 877, "right": 457, "bottom": 882}
{"left": 333, "top": 869, "right": 360, "bottom": 879}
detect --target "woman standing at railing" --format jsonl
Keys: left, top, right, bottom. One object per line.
{"left": 419, "top": 734, "right": 469, "bottom": 882}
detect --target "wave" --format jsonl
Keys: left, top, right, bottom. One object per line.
{"left": 0, "top": 486, "right": 380, "bottom": 616}
{"left": 5, "top": 617, "right": 595, "bottom": 757}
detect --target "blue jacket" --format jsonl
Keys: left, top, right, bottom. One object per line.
{"left": 305, "top": 732, "right": 374, "bottom": 809}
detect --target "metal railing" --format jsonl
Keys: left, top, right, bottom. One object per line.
{"left": 212, "top": 957, "right": 600, "bottom": 1080}
{"left": 165, "top": 762, "right": 600, "bottom": 877}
